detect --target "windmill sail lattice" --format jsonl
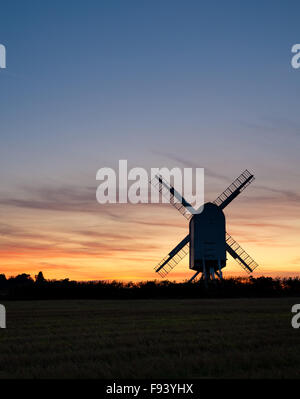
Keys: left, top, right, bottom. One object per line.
{"left": 213, "top": 170, "right": 254, "bottom": 209}
{"left": 150, "top": 175, "right": 193, "bottom": 220}
{"left": 226, "top": 233, "right": 259, "bottom": 273}
{"left": 155, "top": 235, "right": 190, "bottom": 277}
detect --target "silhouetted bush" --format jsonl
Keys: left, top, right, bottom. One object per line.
{"left": 0, "top": 272, "right": 299, "bottom": 300}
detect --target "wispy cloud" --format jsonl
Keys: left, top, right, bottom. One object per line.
{"left": 0, "top": 168, "right": 299, "bottom": 280}
{"left": 0, "top": 184, "right": 98, "bottom": 213}
{"left": 155, "top": 151, "right": 300, "bottom": 204}
{"left": 240, "top": 116, "right": 300, "bottom": 137}
{"left": 154, "top": 151, "right": 231, "bottom": 182}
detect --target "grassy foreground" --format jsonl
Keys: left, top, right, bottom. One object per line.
{"left": 0, "top": 298, "right": 300, "bottom": 378}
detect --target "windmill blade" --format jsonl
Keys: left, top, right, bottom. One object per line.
{"left": 150, "top": 175, "right": 194, "bottom": 220}
{"left": 188, "top": 270, "right": 201, "bottom": 282}
{"left": 155, "top": 234, "right": 190, "bottom": 277}
{"left": 213, "top": 170, "right": 254, "bottom": 210}
{"left": 226, "top": 233, "right": 259, "bottom": 274}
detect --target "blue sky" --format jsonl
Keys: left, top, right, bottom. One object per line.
{"left": 0, "top": 0, "right": 300, "bottom": 279}
{"left": 1, "top": 1, "right": 299, "bottom": 179}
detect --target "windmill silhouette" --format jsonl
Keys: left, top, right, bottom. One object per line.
{"left": 150, "top": 170, "right": 259, "bottom": 283}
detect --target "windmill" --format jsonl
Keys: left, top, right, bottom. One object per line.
{"left": 150, "top": 170, "right": 259, "bottom": 283}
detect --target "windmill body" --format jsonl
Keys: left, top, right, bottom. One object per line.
{"left": 189, "top": 202, "right": 226, "bottom": 277}
{"left": 150, "top": 170, "right": 259, "bottom": 283}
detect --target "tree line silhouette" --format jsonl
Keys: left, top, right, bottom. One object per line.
{"left": 0, "top": 272, "right": 300, "bottom": 299}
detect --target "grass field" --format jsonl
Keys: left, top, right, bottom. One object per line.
{"left": 1, "top": 298, "right": 300, "bottom": 378}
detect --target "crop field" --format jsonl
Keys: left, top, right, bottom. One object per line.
{"left": 0, "top": 298, "right": 300, "bottom": 379}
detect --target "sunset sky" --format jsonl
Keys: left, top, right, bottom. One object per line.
{"left": 0, "top": 0, "right": 300, "bottom": 281}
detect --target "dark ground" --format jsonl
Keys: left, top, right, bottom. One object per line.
{"left": 0, "top": 297, "right": 299, "bottom": 378}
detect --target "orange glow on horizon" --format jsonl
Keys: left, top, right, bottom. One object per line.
{"left": 1, "top": 186, "right": 300, "bottom": 281}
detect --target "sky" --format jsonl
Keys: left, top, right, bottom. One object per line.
{"left": 0, "top": 0, "right": 300, "bottom": 281}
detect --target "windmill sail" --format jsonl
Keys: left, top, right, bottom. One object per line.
{"left": 213, "top": 170, "right": 254, "bottom": 210}
{"left": 150, "top": 175, "right": 194, "bottom": 220}
{"left": 226, "top": 233, "right": 259, "bottom": 273}
{"left": 155, "top": 235, "right": 190, "bottom": 277}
